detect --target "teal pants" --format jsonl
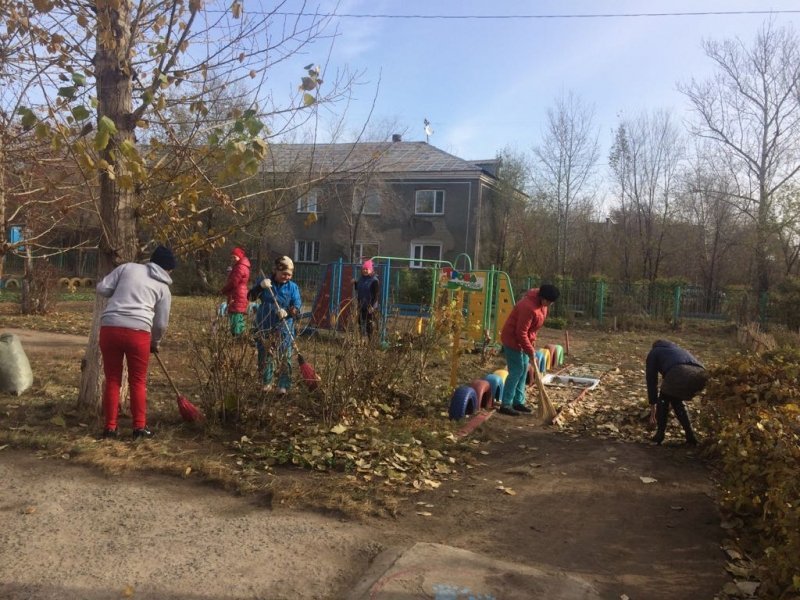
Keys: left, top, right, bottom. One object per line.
{"left": 501, "top": 346, "right": 529, "bottom": 408}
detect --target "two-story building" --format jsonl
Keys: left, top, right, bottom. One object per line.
{"left": 261, "top": 136, "right": 503, "bottom": 268}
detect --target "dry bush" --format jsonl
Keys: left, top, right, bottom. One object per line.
{"left": 185, "top": 301, "right": 263, "bottom": 423}
{"left": 21, "top": 260, "right": 60, "bottom": 315}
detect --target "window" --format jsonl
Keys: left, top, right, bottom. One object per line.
{"left": 410, "top": 242, "right": 442, "bottom": 268}
{"left": 295, "top": 240, "right": 320, "bottom": 263}
{"left": 355, "top": 242, "right": 380, "bottom": 262}
{"left": 297, "top": 189, "right": 318, "bottom": 213}
{"left": 415, "top": 190, "right": 445, "bottom": 215}
{"left": 352, "top": 188, "right": 381, "bottom": 215}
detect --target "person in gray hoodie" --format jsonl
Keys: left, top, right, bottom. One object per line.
{"left": 646, "top": 339, "right": 708, "bottom": 445}
{"left": 96, "top": 246, "right": 175, "bottom": 440}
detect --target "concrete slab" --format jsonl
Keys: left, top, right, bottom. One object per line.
{"left": 348, "top": 542, "right": 601, "bottom": 600}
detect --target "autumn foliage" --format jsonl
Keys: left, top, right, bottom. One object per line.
{"left": 701, "top": 348, "right": 800, "bottom": 597}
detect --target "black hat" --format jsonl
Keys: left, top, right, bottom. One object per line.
{"left": 150, "top": 245, "right": 176, "bottom": 271}
{"left": 539, "top": 284, "right": 560, "bottom": 302}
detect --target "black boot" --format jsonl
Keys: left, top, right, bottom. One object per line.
{"left": 672, "top": 400, "right": 698, "bottom": 445}
{"left": 652, "top": 399, "right": 669, "bottom": 445}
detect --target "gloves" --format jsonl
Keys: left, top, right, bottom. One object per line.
{"left": 150, "top": 342, "right": 159, "bottom": 354}
{"left": 276, "top": 308, "right": 288, "bottom": 320}
{"left": 260, "top": 277, "right": 272, "bottom": 289}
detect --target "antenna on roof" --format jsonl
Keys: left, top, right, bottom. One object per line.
{"left": 423, "top": 118, "right": 433, "bottom": 143}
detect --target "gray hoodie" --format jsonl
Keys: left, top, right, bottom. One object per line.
{"left": 97, "top": 262, "right": 173, "bottom": 344}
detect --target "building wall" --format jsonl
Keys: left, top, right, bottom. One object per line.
{"left": 284, "top": 177, "right": 486, "bottom": 267}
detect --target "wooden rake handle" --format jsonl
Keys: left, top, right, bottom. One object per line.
{"left": 154, "top": 352, "right": 182, "bottom": 397}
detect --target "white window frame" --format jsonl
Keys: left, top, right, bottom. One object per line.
{"left": 294, "top": 240, "right": 320, "bottom": 263}
{"left": 355, "top": 241, "right": 380, "bottom": 263}
{"left": 410, "top": 242, "right": 442, "bottom": 268}
{"left": 414, "top": 189, "right": 445, "bottom": 215}
{"left": 297, "top": 189, "right": 319, "bottom": 213}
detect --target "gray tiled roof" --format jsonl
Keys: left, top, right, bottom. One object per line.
{"left": 262, "top": 141, "right": 493, "bottom": 177}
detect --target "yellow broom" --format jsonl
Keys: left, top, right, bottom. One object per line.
{"left": 531, "top": 357, "right": 558, "bottom": 425}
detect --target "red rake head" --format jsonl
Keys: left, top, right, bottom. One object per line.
{"left": 177, "top": 395, "right": 204, "bottom": 422}
{"left": 299, "top": 361, "right": 320, "bottom": 391}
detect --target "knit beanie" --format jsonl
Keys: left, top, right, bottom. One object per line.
{"left": 539, "top": 284, "right": 560, "bottom": 302}
{"left": 275, "top": 255, "right": 294, "bottom": 273}
{"left": 361, "top": 259, "right": 374, "bottom": 274}
{"left": 231, "top": 247, "right": 246, "bottom": 260}
{"left": 150, "top": 245, "right": 176, "bottom": 271}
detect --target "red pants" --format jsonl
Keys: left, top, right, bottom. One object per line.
{"left": 99, "top": 326, "right": 151, "bottom": 430}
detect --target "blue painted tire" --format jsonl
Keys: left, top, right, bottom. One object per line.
{"left": 469, "top": 379, "right": 492, "bottom": 410}
{"left": 483, "top": 374, "right": 504, "bottom": 403}
{"left": 448, "top": 385, "right": 478, "bottom": 420}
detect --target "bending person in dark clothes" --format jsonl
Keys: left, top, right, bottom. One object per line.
{"left": 646, "top": 339, "right": 709, "bottom": 445}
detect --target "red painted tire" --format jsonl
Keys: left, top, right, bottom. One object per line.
{"left": 449, "top": 385, "right": 478, "bottom": 420}
{"left": 526, "top": 363, "right": 535, "bottom": 386}
{"left": 469, "top": 379, "right": 492, "bottom": 410}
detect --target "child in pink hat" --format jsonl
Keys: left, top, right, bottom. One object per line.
{"left": 353, "top": 259, "right": 380, "bottom": 339}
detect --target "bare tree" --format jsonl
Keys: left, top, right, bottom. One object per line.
{"left": 679, "top": 156, "right": 742, "bottom": 297}
{"left": 531, "top": 91, "right": 599, "bottom": 276}
{"left": 483, "top": 147, "right": 530, "bottom": 274}
{"left": 608, "top": 110, "right": 684, "bottom": 283}
{"left": 681, "top": 21, "right": 800, "bottom": 295}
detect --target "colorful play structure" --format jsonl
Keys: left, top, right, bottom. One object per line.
{"left": 307, "top": 254, "right": 517, "bottom": 348}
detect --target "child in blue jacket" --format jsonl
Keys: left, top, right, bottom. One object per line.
{"left": 248, "top": 256, "right": 302, "bottom": 395}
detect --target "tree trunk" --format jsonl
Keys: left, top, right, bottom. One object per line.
{"left": 78, "top": 1, "right": 137, "bottom": 410}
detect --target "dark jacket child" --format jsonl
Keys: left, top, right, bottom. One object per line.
{"left": 646, "top": 339, "right": 708, "bottom": 445}
{"left": 353, "top": 259, "right": 380, "bottom": 339}
{"left": 96, "top": 245, "right": 175, "bottom": 439}
{"left": 220, "top": 246, "right": 251, "bottom": 336}
{"left": 498, "top": 284, "right": 560, "bottom": 417}
{"left": 248, "top": 256, "right": 302, "bottom": 395}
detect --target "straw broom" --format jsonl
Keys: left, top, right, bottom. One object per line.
{"left": 531, "top": 357, "right": 558, "bottom": 425}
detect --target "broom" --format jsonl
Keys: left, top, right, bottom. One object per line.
{"left": 154, "top": 353, "right": 204, "bottom": 422}
{"left": 531, "top": 356, "right": 558, "bottom": 425}
{"left": 260, "top": 274, "right": 320, "bottom": 391}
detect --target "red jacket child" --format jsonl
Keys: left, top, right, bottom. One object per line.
{"left": 220, "top": 247, "right": 251, "bottom": 314}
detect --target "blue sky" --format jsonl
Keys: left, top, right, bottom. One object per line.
{"left": 285, "top": 0, "right": 800, "bottom": 162}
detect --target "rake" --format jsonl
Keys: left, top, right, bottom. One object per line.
{"left": 154, "top": 353, "right": 204, "bottom": 422}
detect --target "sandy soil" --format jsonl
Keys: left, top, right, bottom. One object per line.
{"left": 0, "top": 326, "right": 729, "bottom": 599}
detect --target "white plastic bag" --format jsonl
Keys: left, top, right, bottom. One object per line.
{"left": 0, "top": 333, "right": 33, "bottom": 395}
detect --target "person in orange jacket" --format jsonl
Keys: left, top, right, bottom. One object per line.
{"left": 220, "top": 246, "right": 251, "bottom": 336}
{"left": 498, "top": 284, "right": 560, "bottom": 416}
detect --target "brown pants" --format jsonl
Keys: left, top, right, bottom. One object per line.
{"left": 661, "top": 364, "right": 708, "bottom": 401}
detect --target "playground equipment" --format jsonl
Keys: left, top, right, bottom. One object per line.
{"left": 306, "top": 254, "right": 517, "bottom": 351}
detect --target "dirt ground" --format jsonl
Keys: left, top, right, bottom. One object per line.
{"left": 0, "top": 322, "right": 732, "bottom": 599}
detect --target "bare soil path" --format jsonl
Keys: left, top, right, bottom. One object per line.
{"left": 0, "top": 326, "right": 729, "bottom": 599}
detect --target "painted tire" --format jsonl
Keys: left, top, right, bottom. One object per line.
{"left": 526, "top": 363, "right": 535, "bottom": 386}
{"left": 469, "top": 379, "right": 492, "bottom": 410}
{"left": 81, "top": 278, "right": 95, "bottom": 288}
{"left": 483, "top": 374, "right": 504, "bottom": 403}
{"left": 493, "top": 368, "right": 509, "bottom": 383}
{"left": 4, "top": 277, "right": 20, "bottom": 289}
{"left": 449, "top": 385, "right": 478, "bottom": 420}
{"left": 545, "top": 344, "right": 558, "bottom": 369}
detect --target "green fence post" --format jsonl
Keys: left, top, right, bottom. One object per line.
{"left": 673, "top": 286, "right": 682, "bottom": 325}
{"left": 596, "top": 281, "right": 606, "bottom": 324}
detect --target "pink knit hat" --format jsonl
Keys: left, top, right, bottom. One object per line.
{"left": 361, "top": 259, "right": 374, "bottom": 273}
{"left": 231, "top": 247, "right": 246, "bottom": 259}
